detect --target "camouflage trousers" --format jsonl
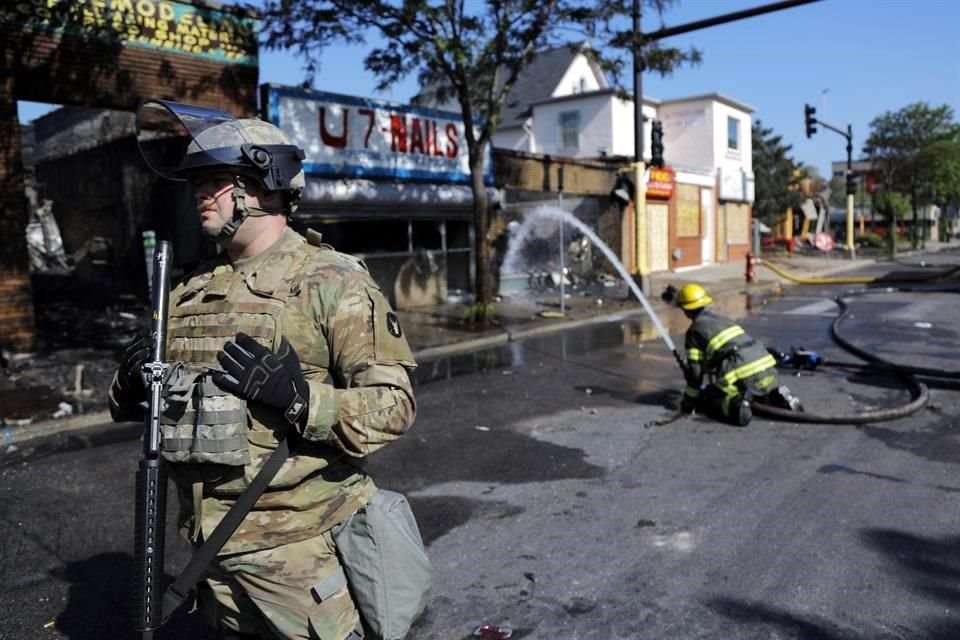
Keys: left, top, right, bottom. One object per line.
{"left": 198, "top": 529, "right": 361, "bottom": 640}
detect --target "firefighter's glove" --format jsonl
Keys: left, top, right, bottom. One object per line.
{"left": 680, "top": 396, "right": 698, "bottom": 415}
{"left": 212, "top": 333, "right": 309, "bottom": 430}
{"left": 116, "top": 334, "right": 151, "bottom": 399}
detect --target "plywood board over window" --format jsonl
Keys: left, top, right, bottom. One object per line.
{"left": 648, "top": 203, "right": 669, "bottom": 272}
{"left": 676, "top": 183, "right": 701, "bottom": 238}
{"left": 725, "top": 202, "right": 750, "bottom": 244}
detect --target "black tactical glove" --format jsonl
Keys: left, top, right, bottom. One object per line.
{"left": 680, "top": 396, "right": 698, "bottom": 415}
{"left": 115, "top": 334, "right": 151, "bottom": 400}
{"left": 212, "top": 333, "right": 309, "bottom": 429}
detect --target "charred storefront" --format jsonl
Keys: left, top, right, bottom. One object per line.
{"left": 0, "top": 0, "right": 258, "bottom": 351}
{"left": 263, "top": 85, "right": 493, "bottom": 309}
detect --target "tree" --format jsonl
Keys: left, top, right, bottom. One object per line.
{"left": 864, "top": 102, "right": 960, "bottom": 248}
{"left": 258, "top": 0, "right": 699, "bottom": 321}
{"left": 751, "top": 120, "right": 803, "bottom": 225}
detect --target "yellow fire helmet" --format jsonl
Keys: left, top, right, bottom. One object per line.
{"left": 676, "top": 283, "right": 713, "bottom": 310}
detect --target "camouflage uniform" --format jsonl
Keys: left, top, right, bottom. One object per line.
{"left": 111, "top": 227, "right": 417, "bottom": 639}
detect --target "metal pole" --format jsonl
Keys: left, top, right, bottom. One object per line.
{"left": 558, "top": 165, "right": 565, "bottom": 316}
{"left": 632, "top": 0, "right": 650, "bottom": 297}
{"left": 644, "top": 0, "right": 823, "bottom": 41}
{"left": 846, "top": 125, "right": 855, "bottom": 259}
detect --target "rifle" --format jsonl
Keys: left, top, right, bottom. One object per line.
{"left": 129, "top": 239, "right": 294, "bottom": 634}
{"left": 133, "top": 240, "right": 172, "bottom": 639}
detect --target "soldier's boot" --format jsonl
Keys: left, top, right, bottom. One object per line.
{"left": 773, "top": 385, "right": 804, "bottom": 412}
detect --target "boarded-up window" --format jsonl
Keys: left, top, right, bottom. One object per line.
{"left": 725, "top": 202, "right": 750, "bottom": 244}
{"left": 676, "top": 184, "right": 701, "bottom": 238}
{"left": 648, "top": 203, "right": 669, "bottom": 272}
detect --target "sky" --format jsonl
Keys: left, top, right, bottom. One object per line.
{"left": 16, "top": 0, "right": 960, "bottom": 180}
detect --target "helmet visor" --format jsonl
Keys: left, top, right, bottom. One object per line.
{"left": 135, "top": 99, "right": 247, "bottom": 181}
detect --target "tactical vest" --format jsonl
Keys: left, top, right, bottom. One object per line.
{"left": 159, "top": 241, "right": 313, "bottom": 466}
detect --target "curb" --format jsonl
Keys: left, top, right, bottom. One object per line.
{"left": 4, "top": 248, "right": 942, "bottom": 448}
{"left": 3, "top": 410, "right": 113, "bottom": 448}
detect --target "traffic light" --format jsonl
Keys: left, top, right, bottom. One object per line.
{"left": 804, "top": 104, "right": 817, "bottom": 138}
{"left": 651, "top": 120, "right": 665, "bottom": 168}
{"left": 846, "top": 171, "right": 858, "bottom": 196}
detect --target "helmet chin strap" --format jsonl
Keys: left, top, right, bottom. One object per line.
{"left": 218, "top": 175, "right": 277, "bottom": 239}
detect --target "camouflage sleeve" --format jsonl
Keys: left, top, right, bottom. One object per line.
{"left": 301, "top": 273, "right": 417, "bottom": 457}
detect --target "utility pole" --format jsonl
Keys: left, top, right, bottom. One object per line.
{"left": 804, "top": 103, "right": 856, "bottom": 258}
{"left": 628, "top": 0, "right": 822, "bottom": 289}
{"left": 631, "top": 0, "right": 649, "bottom": 297}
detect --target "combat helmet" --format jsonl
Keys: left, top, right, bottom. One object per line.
{"left": 135, "top": 99, "right": 306, "bottom": 237}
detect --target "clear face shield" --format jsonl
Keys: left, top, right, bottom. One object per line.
{"left": 135, "top": 99, "right": 304, "bottom": 191}
{"left": 135, "top": 99, "right": 243, "bottom": 182}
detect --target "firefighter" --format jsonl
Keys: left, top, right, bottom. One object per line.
{"left": 676, "top": 283, "right": 803, "bottom": 426}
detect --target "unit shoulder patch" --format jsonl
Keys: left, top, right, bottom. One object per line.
{"left": 386, "top": 311, "right": 402, "bottom": 338}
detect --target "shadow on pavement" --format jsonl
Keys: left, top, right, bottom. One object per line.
{"left": 707, "top": 526, "right": 960, "bottom": 640}
{"left": 50, "top": 552, "right": 217, "bottom": 639}
{"left": 706, "top": 596, "right": 864, "bottom": 640}
{"left": 861, "top": 528, "right": 960, "bottom": 628}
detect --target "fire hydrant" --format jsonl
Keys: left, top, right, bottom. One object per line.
{"left": 745, "top": 252, "right": 758, "bottom": 283}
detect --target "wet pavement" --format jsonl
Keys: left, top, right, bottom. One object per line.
{"left": 3, "top": 245, "right": 960, "bottom": 639}
{"left": 1, "top": 242, "right": 957, "bottom": 446}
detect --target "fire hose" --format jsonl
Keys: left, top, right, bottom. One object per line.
{"left": 758, "top": 258, "right": 960, "bottom": 286}
{"left": 752, "top": 287, "right": 960, "bottom": 424}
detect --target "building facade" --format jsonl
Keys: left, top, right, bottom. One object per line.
{"left": 466, "top": 44, "right": 757, "bottom": 272}
{"left": 1, "top": 0, "right": 259, "bottom": 351}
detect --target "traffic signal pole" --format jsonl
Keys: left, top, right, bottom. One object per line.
{"left": 845, "top": 124, "right": 855, "bottom": 258}
{"left": 804, "top": 104, "right": 856, "bottom": 258}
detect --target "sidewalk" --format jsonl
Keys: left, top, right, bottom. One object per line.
{"left": 3, "top": 242, "right": 958, "bottom": 447}
{"left": 403, "top": 247, "right": 888, "bottom": 360}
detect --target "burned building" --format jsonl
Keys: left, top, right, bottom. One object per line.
{"left": 1, "top": 0, "right": 259, "bottom": 352}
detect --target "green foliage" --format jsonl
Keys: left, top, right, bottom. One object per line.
{"left": 873, "top": 190, "right": 911, "bottom": 222}
{"left": 260, "top": 1, "right": 699, "bottom": 155}
{"left": 751, "top": 120, "right": 802, "bottom": 224}
{"left": 857, "top": 232, "right": 884, "bottom": 248}
{"left": 462, "top": 303, "right": 496, "bottom": 324}
{"left": 258, "top": 0, "right": 701, "bottom": 307}
{"left": 864, "top": 102, "right": 960, "bottom": 199}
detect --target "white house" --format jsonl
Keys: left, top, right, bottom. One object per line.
{"left": 416, "top": 42, "right": 757, "bottom": 271}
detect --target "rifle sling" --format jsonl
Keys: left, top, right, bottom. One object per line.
{"left": 160, "top": 436, "right": 292, "bottom": 625}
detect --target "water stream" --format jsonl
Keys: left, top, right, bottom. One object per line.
{"left": 502, "top": 205, "right": 680, "bottom": 356}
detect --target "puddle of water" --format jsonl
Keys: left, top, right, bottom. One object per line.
{"left": 414, "top": 289, "right": 778, "bottom": 386}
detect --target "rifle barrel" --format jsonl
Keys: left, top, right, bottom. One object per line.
{"left": 134, "top": 240, "right": 172, "bottom": 636}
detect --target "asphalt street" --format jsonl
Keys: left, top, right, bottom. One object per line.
{"left": 1, "top": 253, "right": 959, "bottom": 640}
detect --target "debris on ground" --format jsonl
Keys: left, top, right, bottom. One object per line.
{"left": 473, "top": 625, "right": 513, "bottom": 639}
